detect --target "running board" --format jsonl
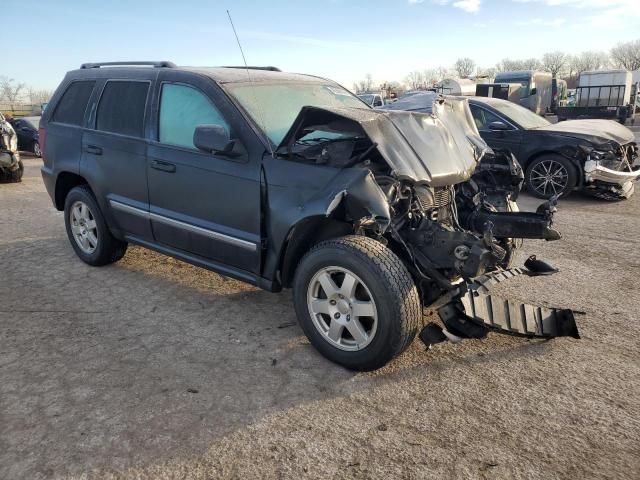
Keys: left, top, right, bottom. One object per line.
{"left": 420, "top": 268, "right": 580, "bottom": 348}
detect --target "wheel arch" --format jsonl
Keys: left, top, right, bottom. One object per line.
{"left": 54, "top": 171, "right": 89, "bottom": 210}
{"left": 278, "top": 216, "right": 354, "bottom": 289}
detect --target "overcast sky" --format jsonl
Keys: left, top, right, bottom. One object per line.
{"left": 5, "top": 0, "right": 639, "bottom": 91}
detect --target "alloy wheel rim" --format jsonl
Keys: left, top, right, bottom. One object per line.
{"left": 307, "top": 266, "right": 378, "bottom": 351}
{"left": 33, "top": 143, "right": 41, "bottom": 156}
{"left": 530, "top": 160, "right": 569, "bottom": 197}
{"left": 70, "top": 201, "right": 98, "bottom": 254}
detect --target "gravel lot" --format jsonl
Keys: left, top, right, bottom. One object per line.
{"left": 1, "top": 148, "right": 640, "bottom": 479}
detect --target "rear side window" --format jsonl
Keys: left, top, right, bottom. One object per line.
{"left": 159, "top": 83, "right": 230, "bottom": 149}
{"left": 96, "top": 81, "right": 149, "bottom": 137}
{"left": 51, "top": 81, "right": 95, "bottom": 126}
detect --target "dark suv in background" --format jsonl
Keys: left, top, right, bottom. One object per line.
{"left": 40, "top": 62, "right": 577, "bottom": 371}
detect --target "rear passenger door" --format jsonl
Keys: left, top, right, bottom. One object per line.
{"left": 146, "top": 71, "right": 263, "bottom": 274}
{"left": 81, "top": 77, "right": 154, "bottom": 241}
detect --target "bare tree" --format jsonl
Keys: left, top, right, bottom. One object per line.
{"left": 610, "top": 39, "right": 640, "bottom": 71}
{"left": 542, "top": 51, "right": 568, "bottom": 78}
{"left": 28, "top": 87, "right": 53, "bottom": 106}
{"left": 570, "top": 51, "right": 610, "bottom": 75}
{"left": 405, "top": 71, "right": 425, "bottom": 90}
{"left": 353, "top": 74, "right": 375, "bottom": 93}
{"left": 0, "top": 77, "right": 26, "bottom": 111}
{"left": 477, "top": 67, "right": 496, "bottom": 79}
{"left": 454, "top": 57, "right": 476, "bottom": 78}
{"left": 496, "top": 58, "right": 542, "bottom": 72}
{"left": 423, "top": 69, "right": 442, "bottom": 87}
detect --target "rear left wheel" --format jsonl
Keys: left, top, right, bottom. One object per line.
{"left": 33, "top": 141, "right": 41, "bottom": 157}
{"left": 64, "top": 185, "right": 128, "bottom": 266}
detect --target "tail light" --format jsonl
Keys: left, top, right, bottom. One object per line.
{"left": 38, "top": 127, "right": 46, "bottom": 160}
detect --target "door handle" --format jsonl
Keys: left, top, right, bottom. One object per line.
{"left": 150, "top": 160, "right": 176, "bottom": 173}
{"left": 85, "top": 145, "right": 103, "bottom": 155}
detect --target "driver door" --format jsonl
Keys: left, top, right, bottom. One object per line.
{"left": 146, "top": 70, "right": 263, "bottom": 274}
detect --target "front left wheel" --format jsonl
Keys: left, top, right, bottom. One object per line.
{"left": 64, "top": 185, "right": 128, "bottom": 266}
{"left": 293, "top": 235, "right": 421, "bottom": 371}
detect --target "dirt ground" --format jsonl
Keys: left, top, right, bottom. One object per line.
{"left": 1, "top": 153, "right": 640, "bottom": 480}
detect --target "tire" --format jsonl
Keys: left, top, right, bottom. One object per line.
{"left": 33, "top": 141, "right": 41, "bottom": 157}
{"left": 293, "top": 235, "right": 421, "bottom": 371}
{"left": 2, "top": 159, "right": 24, "bottom": 183}
{"left": 64, "top": 185, "right": 127, "bottom": 266}
{"left": 525, "top": 155, "right": 578, "bottom": 199}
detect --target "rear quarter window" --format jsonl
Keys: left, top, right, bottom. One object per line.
{"left": 96, "top": 81, "right": 150, "bottom": 138}
{"left": 51, "top": 81, "right": 96, "bottom": 126}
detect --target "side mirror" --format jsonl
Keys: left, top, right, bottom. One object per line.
{"left": 488, "top": 121, "right": 510, "bottom": 131}
{"left": 193, "top": 124, "right": 234, "bottom": 155}
{"left": 530, "top": 87, "right": 537, "bottom": 96}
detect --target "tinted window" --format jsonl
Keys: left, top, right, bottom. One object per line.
{"left": 96, "top": 81, "right": 149, "bottom": 137}
{"left": 51, "top": 81, "right": 95, "bottom": 126}
{"left": 469, "top": 105, "right": 503, "bottom": 130}
{"left": 159, "top": 83, "right": 229, "bottom": 149}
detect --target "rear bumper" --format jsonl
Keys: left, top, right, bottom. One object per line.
{"left": 41, "top": 166, "right": 56, "bottom": 207}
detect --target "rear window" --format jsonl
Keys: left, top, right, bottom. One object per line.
{"left": 96, "top": 81, "right": 149, "bottom": 137}
{"left": 51, "top": 81, "right": 95, "bottom": 126}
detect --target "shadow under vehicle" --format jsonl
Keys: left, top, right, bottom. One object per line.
{"left": 41, "top": 62, "right": 578, "bottom": 371}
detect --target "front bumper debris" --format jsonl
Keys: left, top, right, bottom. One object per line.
{"left": 584, "top": 159, "right": 640, "bottom": 186}
{"left": 420, "top": 266, "right": 580, "bottom": 348}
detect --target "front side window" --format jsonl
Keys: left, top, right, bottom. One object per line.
{"left": 485, "top": 100, "right": 550, "bottom": 129}
{"left": 51, "top": 81, "right": 95, "bottom": 126}
{"left": 225, "top": 82, "right": 366, "bottom": 145}
{"left": 159, "top": 83, "right": 229, "bottom": 149}
{"left": 96, "top": 81, "right": 149, "bottom": 137}
{"left": 469, "top": 105, "right": 502, "bottom": 130}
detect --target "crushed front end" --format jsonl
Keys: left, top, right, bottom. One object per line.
{"left": 277, "top": 96, "right": 580, "bottom": 349}
{"left": 583, "top": 141, "right": 640, "bottom": 200}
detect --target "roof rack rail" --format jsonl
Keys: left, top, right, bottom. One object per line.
{"left": 80, "top": 61, "right": 176, "bottom": 69}
{"left": 221, "top": 66, "right": 281, "bottom": 72}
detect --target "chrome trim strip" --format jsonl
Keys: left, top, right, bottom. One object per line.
{"left": 109, "top": 200, "right": 257, "bottom": 251}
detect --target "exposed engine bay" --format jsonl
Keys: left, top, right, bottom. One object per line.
{"left": 275, "top": 96, "right": 579, "bottom": 344}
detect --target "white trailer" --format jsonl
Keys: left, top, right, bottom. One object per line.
{"left": 437, "top": 78, "right": 476, "bottom": 96}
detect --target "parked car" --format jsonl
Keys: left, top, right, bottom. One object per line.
{"left": 0, "top": 113, "right": 23, "bottom": 182}
{"left": 10, "top": 116, "right": 41, "bottom": 156}
{"left": 357, "top": 93, "right": 384, "bottom": 107}
{"left": 41, "top": 62, "right": 578, "bottom": 371}
{"left": 381, "top": 92, "right": 640, "bottom": 200}
{"left": 468, "top": 97, "right": 639, "bottom": 200}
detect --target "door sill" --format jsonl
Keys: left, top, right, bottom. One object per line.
{"left": 124, "top": 235, "right": 276, "bottom": 291}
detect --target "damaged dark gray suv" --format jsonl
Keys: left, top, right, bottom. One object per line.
{"left": 41, "top": 62, "right": 579, "bottom": 371}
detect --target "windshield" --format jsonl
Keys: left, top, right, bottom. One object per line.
{"left": 358, "top": 94, "right": 374, "bottom": 105}
{"left": 225, "top": 82, "right": 367, "bottom": 145}
{"left": 488, "top": 100, "right": 550, "bottom": 129}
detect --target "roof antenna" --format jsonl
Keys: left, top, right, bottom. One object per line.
{"left": 226, "top": 10, "right": 275, "bottom": 157}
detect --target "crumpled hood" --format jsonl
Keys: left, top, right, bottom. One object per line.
{"left": 277, "top": 96, "right": 489, "bottom": 187}
{"left": 533, "top": 119, "right": 635, "bottom": 146}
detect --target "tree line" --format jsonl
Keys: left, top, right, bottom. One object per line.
{"left": 0, "top": 76, "right": 53, "bottom": 111}
{"left": 355, "top": 38, "right": 640, "bottom": 93}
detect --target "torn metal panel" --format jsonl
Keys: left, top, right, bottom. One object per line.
{"left": 276, "top": 96, "right": 489, "bottom": 187}
{"left": 458, "top": 269, "right": 579, "bottom": 338}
